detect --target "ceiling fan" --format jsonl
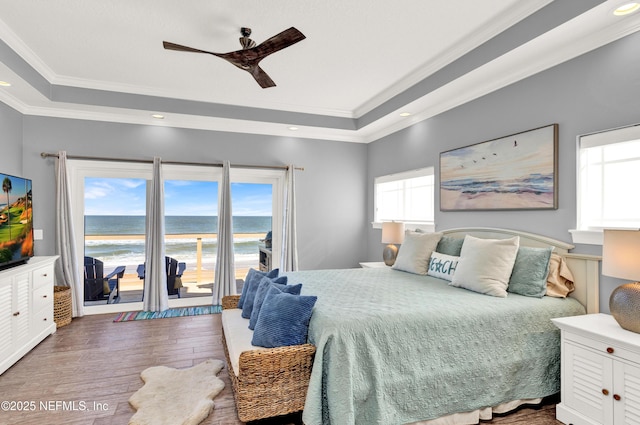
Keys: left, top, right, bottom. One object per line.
{"left": 163, "top": 27, "right": 305, "bottom": 88}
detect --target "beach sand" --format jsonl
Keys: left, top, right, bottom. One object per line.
{"left": 114, "top": 260, "right": 256, "bottom": 302}
{"left": 440, "top": 189, "right": 554, "bottom": 210}
{"left": 89, "top": 232, "right": 265, "bottom": 297}
{"left": 84, "top": 232, "right": 264, "bottom": 241}
{"left": 86, "top": 232, "right": 264, "bottom": 268}
{"left": 118, "top": 256, "right": 257, "bottom": 287}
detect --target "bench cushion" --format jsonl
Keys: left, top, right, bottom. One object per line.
{"left": 221, "top": 309, "right": 265, "bottom": 376}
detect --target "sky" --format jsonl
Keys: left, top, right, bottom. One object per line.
{"left": 0, "top": 173, "right": 31, "bottom": 207}
{"left": 84, "top": 177, "right": 272, "bottom": 216}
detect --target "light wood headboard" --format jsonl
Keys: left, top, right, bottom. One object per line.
{"left": 439, "top": 227, "right": 601, "bottom": 314}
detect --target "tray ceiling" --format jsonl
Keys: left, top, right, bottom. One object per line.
{"left": 0, "top": 0, "right": 638, "bottom": 142}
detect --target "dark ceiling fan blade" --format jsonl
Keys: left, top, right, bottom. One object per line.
{"left": 252, "top": 27, "right": 305, "bottom": 60}
{"left": 163, "top": 41, "right": 218, "bottom": 55}
{"left": 249, "top": 65, "right": 276, "bottom": 88}
{"left": 162, "top": 27, "right": 305, "bottom": 89}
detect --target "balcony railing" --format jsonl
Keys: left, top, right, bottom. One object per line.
{"left": 84, "top": 233, "right": 263, "bottom": 303}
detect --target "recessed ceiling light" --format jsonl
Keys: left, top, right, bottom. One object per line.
{"left": 0, "top": 81, "right": 11, "bottom": 87}
{"left": 151, "top": 114, "right": 165, "bottom": 119}
{"left": 288, "top": 126, "right": 299, "bottom": 131}
{"left": 399, "top": 112, "right": 412, "bottom": 117}
{"left": 614, "top": 2, "right": 640, "bottom": 15}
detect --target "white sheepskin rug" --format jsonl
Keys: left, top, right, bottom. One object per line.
{"left": 129, "top": 359, "right": 225, "bottom": 425}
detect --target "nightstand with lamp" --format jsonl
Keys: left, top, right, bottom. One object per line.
{"left": 381, "top": 221, "right": 405, "bottom": 266}
{"left": 553, "top": 228, "right": 640, "bottom": 425}
{"left": 603, "top": 228, "right": 640, "bottom": 333}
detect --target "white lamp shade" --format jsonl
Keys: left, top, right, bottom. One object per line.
{"left": 381, "top": 222, "right": 405, "bottom": 244}
{"left": 602, "top": 229, "right": 640, "bottom": 281}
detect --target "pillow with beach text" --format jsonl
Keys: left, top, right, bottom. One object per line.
{"left": 427, "top": 252, "right": 459, "bottom": 281}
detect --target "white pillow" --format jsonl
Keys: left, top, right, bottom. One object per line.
{"left": 427, "top": 252, "right": 459, "bottom": 281}
{"left": 392, "top": 231, "right": 443, "bottom": 275}
{"left": 449, "top": 235, "right": 520, "bottom": 297}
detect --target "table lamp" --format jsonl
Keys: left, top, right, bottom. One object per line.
{"left": 602, "top": 229, "right": 640, "bottom": 333}
{"left": 381, "top": 221, "right": 405, "bottom": 266}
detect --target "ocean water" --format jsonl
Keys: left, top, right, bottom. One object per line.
{"left": 84, "top": 215, "right": 271, "bottom": 268}
{"left": 440, "top": 174, "right": 553, "bottom": 194}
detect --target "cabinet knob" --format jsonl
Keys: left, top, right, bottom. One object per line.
{"left": 13, "top": 311, "right": 20, "bottom": 317}
{"left": 42, "top": 273, "right": 48, "bottom": 277}
{"left": 43, "top": 318, "right": 47, "bottom": 321}
{"left": 43, "top": 295, "right": 47, "bottom": 298}
{"left": 602, "top": 389, "right": 609, "bottom": 396}
{"left": 606, "top": 347, "right": 614, "bottom": 354}
{"left": 614, "top": 394, "right": 621, "bottom": 401}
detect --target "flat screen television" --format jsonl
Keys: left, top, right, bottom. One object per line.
{"left": 0, "top": 173, "right": 34, "bottom": 269}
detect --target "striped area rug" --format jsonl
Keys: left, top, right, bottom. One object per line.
{"left": 113, "top": 305, "right": 222, "bottom": 322}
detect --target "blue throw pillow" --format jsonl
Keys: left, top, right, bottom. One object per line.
{"left": 508, "top": 246, "right": 552, "bottom": 298}
{"left": 249, "top": 280, "right": 302, "bottom": 330}
{"left": 237, "top": 268, "right": 279, "bottom": 308}
{"left": 241, "top": 275, "right": 287, "bottom": 319}
{"left": 252, "top": 287, "right": 317, "bottom": 348}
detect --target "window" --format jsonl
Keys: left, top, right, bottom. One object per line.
{"left": 68, "top": 160, "right": 284, "bottom": 313}
{"left": 572, "top": 123, "right": 640, "bottom": 244}
{"left": 374, "top": 167, "right": 435, "bottom": 228}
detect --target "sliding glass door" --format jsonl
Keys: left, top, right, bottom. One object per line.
{"left": 69, "top": 160, "right": 284, "bottom": 313}
{"left": 163, "top": 176, "right": 218, "bottom": 300}
{"left": 231, "top": 182, "right": 273, "bottom": 280}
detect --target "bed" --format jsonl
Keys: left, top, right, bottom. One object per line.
{"left": 284, "top": 228, "right": 600, "bottom": 425}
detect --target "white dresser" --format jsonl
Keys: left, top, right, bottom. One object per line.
{"left": 0, "top": 256, "right": 58, "bottom": 375}
{"left": 552, "top": 313, "right": 640, "bottom": 425}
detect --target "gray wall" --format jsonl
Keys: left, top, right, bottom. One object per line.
{"left": 19, "top": 117, "right": 368, "bottom": 270}
{"left": 366, "top": 31, "right": 640, "bottom": 312}
{"left": 0, "top": 102, "right": 23, "bottom": 175}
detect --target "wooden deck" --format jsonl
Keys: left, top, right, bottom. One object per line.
{"left": 87, "top": 267, "right": 252, "bottom": 304}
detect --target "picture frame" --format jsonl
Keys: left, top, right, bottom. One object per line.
{"left": 439, "top": 124, "right": 558, "bottom": 211}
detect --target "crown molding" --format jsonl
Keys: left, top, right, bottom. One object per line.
{"left": 50, "top": 74, "right": 357, "bottom": 119}
{"left": 358, "top": 4, "right": 640, "bottom": 143}
{"left": 22, "top": 103, "right": 366, "bottom": 143}
{"left": 0, "top": 88, "right": 28, "bottom": 114}
{"left": 0, "top": 17, "right": 57, "bottom": 83}
{"left": 351, "top": 0, "right": 553, "bottom": 118}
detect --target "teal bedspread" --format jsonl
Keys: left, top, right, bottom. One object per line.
{"left": 285, "top": 267, "right": 585, "bottom": 425}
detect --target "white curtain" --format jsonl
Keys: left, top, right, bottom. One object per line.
{"left": 213, "top": 160, "right": 236, "bottom": 305}
{"left": 54, "top": 151, "right": 83, "bottom": 317}
{"left": 142, "top": 157, "right": 169, "bottom": 312}
{"left": 281, "top": 165, "right": 299, "bottom": 271}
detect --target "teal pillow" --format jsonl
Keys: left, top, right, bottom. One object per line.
{"left": 249, "top": 279, "right": 302, "bottom": 330}
{"left": 508, "top": 246, "right": 552, "bottom": 298}
{"left": 436, "top": 236, "right": 464, "bottom": 256}
{"left": 237, "top": 268, "right": 279, "bottom": 308}
{"left": 241, "top": 274, "right": 287, "bottom": 319}
{"left": 252, "top": 287, "right": 317, "bottom": 348}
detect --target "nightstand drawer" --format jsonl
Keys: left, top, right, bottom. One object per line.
{"left": 564, "top": 331, "right": 637, "bottom": 364}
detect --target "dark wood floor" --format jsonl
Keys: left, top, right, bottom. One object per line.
{"left": 0, "top": 313, "right": 563, "bottom": 425}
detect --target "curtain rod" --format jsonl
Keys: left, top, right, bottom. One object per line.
{"left": 40, "top": 152, "right": 304, "bottom": 171}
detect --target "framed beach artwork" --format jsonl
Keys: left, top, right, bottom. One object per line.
{"left": 439, "top": 124, "right": 558, "bottom": 211}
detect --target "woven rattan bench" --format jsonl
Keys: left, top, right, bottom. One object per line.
{"left": 221, "top": 295, "right": 316, "bottom": 422}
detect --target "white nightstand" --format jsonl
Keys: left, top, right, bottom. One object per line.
{"left": 359, "top": 262, "right": 388, "bottom": 268}
{"left": 552, "top": 313, "right": 640, "bottom": 425}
